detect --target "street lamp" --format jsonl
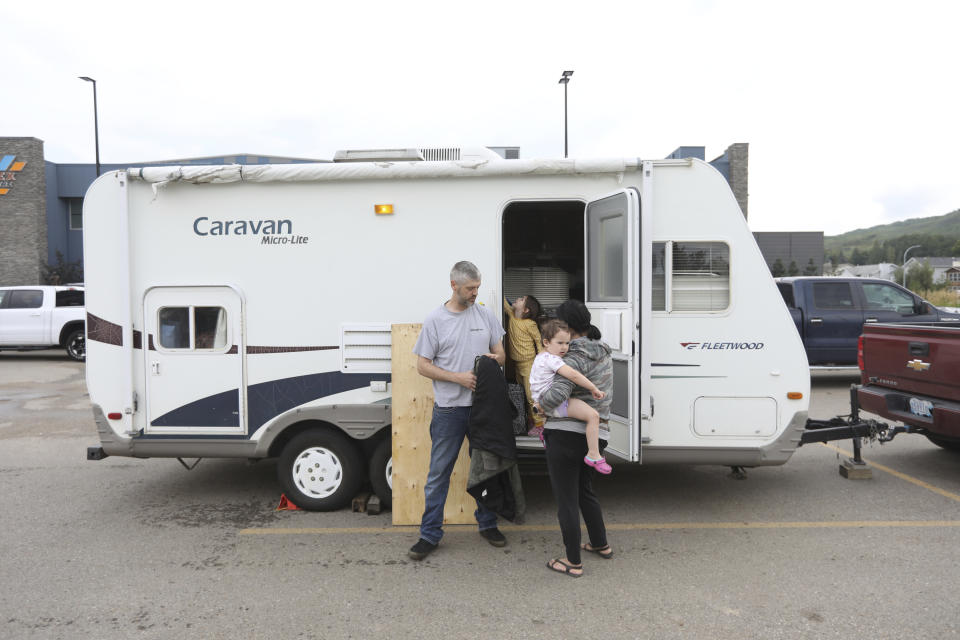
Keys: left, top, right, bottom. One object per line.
{"left": 79, "top": 76, "right": 100, "bottom": 177}
{"left": 902, "top": 244, "right": 921, "bottom": 287}
{"left": 558, "top": 70, "right": 574, "bottom": 158}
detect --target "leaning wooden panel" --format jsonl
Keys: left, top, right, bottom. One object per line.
{"left": 391, "top": 323, "right": 474, "bottom": 526}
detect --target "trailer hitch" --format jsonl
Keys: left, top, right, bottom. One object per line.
{"left": 800, "top": 385, "right": 909, "bottom": 451}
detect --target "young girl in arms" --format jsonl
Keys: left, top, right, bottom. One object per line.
{"left": 530, "top": 319, "right": 612, "bottom": 474}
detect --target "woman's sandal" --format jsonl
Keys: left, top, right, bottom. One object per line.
{"left": 546, "top": 558, "right": 583, "bottom": 578}
{"left": 581, "top": 542, "right": 613, "bottom": 559}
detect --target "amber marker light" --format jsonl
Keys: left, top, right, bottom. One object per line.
{"left": 374, "top": 204, "right": 394, "bottom": 215}
{"left": 787, "top": 392, "right": 803, "bottom": 400}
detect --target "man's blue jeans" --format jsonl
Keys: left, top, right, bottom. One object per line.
{"left": 419, "top": 405, "right": 497, "bottom": 544}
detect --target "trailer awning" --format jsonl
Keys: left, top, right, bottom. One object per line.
{"left": 127, "top": 157, "right": 640, "bottom": 190}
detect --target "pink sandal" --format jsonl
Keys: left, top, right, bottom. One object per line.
{"left": 584, "top": 456, "right": 612, "bottom": 474}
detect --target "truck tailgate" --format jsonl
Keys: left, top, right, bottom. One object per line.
{"left": 860, "top": 323, "right": 960, "bottom": 399}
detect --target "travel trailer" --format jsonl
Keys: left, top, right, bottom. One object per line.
{"left": 84, "top": 148, "right": 811, "bottom": 510}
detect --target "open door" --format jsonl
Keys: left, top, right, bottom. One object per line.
{"left": 585, "top": 188, "right": 648, "bottom": 462}
{"left": 143, "top": 286, "right": 245, "bottom": 435}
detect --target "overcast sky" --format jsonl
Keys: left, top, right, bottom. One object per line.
{"left": 7, "top": 0, "right": 958, "bottom": 236}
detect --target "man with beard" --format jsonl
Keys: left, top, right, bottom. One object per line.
{"left": 407, "top": 261, "right": 507, "bottom": 560}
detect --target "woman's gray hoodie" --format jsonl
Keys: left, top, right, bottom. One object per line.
{"left": 538, "top": 337, "right": 614, "bottom": 438}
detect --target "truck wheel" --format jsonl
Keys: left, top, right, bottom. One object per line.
{"left": 368, "top": 436, "right": 393, "bottom": 508}
{"left": 277, "top": 428, "right": 363, "bottom": 511}
{"left": 65, "top": 329, "right": 86, "bottom": 362}
{"left": 925, "top": 435, "right": 960, "bottom": 452}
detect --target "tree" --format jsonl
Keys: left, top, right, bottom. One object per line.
{"left": 804, "top": 258, "right": 819, "bottom": 275}
{"left": 771, "top": 258, "right": 786, "bottom": 277}
{"left": 906, "top": 259, "right": 934, "bottom": 292}
{"left": 850, "top": 248, "right": 868, "bottom": 265}
{"left": 787, "top": 260, "right": 800, "bottom": 276}
{"left": 42, "top": 251, "right": 84, "bottom": 285}
{"left": 828, "top": 250, "right": 846, "bottom": 266}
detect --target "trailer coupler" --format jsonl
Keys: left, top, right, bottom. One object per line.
{"left": 800, "top": 384, "right": 910, "bottom": 449}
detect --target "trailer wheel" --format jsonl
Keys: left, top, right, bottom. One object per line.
{"left": 277, "top": 428, "right": 363, "bottom": 511}
{"left": 368, "top": 436, "right": 393, "bottom": 508}
{"left": 925, "top": 435, "right": 960, "bottom": 452}
{"left": 65, "top": 329, "right": 85, "bottom": 362}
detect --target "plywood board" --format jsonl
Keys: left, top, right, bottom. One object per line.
{"left": 391, "top": 323, "right": 474, "bottom": 526}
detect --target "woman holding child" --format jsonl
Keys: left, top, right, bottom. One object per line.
{"left": 537, "top": 299, "right": 614, "bottom": 577}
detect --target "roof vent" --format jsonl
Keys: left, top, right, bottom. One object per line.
{"left": 333, "top": 148, "right": 424, "bottom": 163}
{"left": 419, "top": 147, "right": 460, "bottom": 161}
{"left": 333, "top": 146, "right": 508, "bottom": 163}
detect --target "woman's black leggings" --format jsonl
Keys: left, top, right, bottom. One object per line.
{"left": 543, "top": 429, "right": 608, "bottom": 565}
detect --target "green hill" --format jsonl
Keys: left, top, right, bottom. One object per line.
{"left": 824, "top": 208, "right": 960, "bottom": 264}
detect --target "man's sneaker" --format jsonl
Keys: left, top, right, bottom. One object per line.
{"left": 480, "top": 528, "right": 507, "bottom": 547}
{"left": 408, "top": 538, "right": 437, "bottom": 560}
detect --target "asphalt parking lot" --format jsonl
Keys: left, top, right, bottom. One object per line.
{"left": 1, "top": 353, "right": 958, "bottom": 639}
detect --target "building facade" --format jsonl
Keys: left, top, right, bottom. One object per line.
{"left": 752, "top": 231, "right": 825, "bottom": 276}
{"left": 1, "top": 138, "right": 48, "bottom": 284}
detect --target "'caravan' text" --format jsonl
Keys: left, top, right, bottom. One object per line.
{"left": 193, "top": 217, "right": 293, "bottom": 236}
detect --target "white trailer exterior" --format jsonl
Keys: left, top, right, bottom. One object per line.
{"left": 84, "top": 154, "right": 810, "bottom": 510}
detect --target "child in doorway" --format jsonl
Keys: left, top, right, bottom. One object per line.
{"left": 503, "top": 296, "right": 543, "bottom": 435}
{"left": 530, "top": 319, "right": 612, "bottom": 474}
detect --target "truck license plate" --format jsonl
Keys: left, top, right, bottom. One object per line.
{"left": 909, "top": 397, "right": 933, "bottom": 418}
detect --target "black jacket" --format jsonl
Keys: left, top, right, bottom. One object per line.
{"left": 466, "top": 356, "right": 525, "bottom": 522}
{"left": 467, "top": 356, "right": 517, "bottom": 460}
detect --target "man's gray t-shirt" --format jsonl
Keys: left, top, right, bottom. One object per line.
{"left": 413, "top": 302, "right": 505, "bottom": 407}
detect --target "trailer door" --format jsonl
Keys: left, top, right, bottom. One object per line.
{"left": 585, "top": 189, "right": 644, "bottom": 462}
{"left": 143, "top": 286, "right": 245, "bottom": 435}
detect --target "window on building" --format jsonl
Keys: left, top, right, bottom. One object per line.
{"left": 652, "top": 241, "right": 730, "bottom": 312}
{"left": 158, "top": 306, "right": 228, "bottom": 351}
{"left": 69, "top": 198, "right": 84, "bottom": 230}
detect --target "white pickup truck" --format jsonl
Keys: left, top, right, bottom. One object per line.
{"left": 0, "top": 286, "right": 86, "bottom": 361}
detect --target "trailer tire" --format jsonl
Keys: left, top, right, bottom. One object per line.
{"left": 65, "top": 329, "right": 85, "bottom": 362}
{"left": 368, "top": 436, "right": 393, "bottom": 508}
{"left": 277, "top": 428, "right": 363, "bottom": 511}
{"left": 925, "top": 435, "right": 960, "bottom": 452}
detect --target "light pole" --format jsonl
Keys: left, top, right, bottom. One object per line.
{"left": 558, "top": 70, "right": 573, "bottom": 158}
{"left": 903, "top": 244, "right": 921, "bottom": 287}
{"left": 79, "top": 76, "right": 100, "bottom": 177}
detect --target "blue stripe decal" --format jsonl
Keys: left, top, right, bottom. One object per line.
{"left": 150, "top": 389, "right": 240, "bottom": 427}
{"left": 147, "top": 370, "right": 391, "bottom": 434}
{"left": 0, "top": 155, "right": 14, "bottom": 171}
{"left": 247, "top": 371, "right": 389, "bottom": 431}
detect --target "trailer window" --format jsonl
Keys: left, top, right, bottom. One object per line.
{"left": 159, "top": 308, "right": 190, "bottom": 349}
{"left": 652, "top": 243, "right": 666, "bottom": 310}
{"left": 587, "top": 195, "right": 628, "bottom": 302}
{"left": 195, "top": 307, "right": 228, "bottom": 349}
{"left": 158, "top": 306, "right": 228, "bottom": 351}
{"left": 652, "top": 242, "right": 730, "bottom": 312}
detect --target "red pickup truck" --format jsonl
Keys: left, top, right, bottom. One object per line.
{"left": 857, "top": 323, "right": 960, "bottom": 451}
